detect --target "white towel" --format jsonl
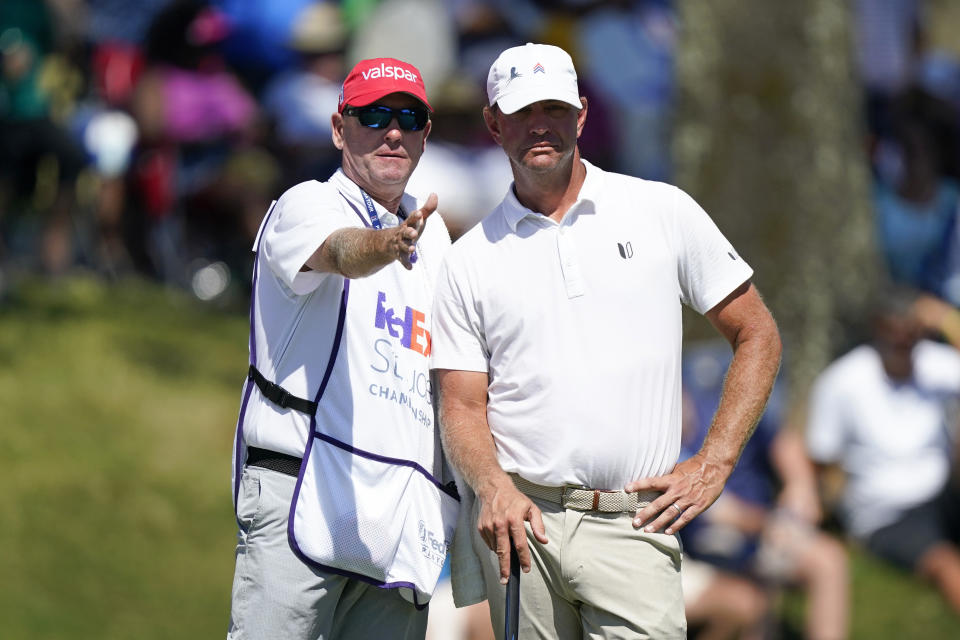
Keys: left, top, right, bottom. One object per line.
{"left": 449, "top": 474, "right": 488, "bottom": 607}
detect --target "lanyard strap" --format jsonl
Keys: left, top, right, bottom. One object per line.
{"left": 359, "top": 188, "right": 417, "bottom": 263}
{"left": 359, "top": 189, "right": 385, "bottom": 229}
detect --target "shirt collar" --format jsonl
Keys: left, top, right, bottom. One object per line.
{"left": 501, "top": 159, "right": 603, "bottom": 232}
{"left": 330, "top": 168, "right": 404, "bottom": 227}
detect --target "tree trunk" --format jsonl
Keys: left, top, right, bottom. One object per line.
{"left": 674, "top": 0, "right": 881, "bottom": 412}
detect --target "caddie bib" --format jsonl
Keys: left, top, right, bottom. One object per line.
{"left": 233, "top": 189, "right": 459, "bottom": 607}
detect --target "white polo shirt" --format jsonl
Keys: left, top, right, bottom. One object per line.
{"left": 806, "top": 341, "right": 960, "bottom": 538}
{"left": 431, "top": 160, "right": 752, "bottom": 489}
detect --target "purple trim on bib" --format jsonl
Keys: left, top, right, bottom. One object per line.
{"left": 315, "top": 432, "right": 460, "bottom": 500}
{"left": 233, "top": 201, "right": 278, "bottom": 508}
{"left": 248, "top": 200, "right": 278, "bottom": 369}
{"left": 232, "top": 378, "right": 255, "bottom": 515}
{"left": 291, "top": 560, "right": 428, "bottom": 610}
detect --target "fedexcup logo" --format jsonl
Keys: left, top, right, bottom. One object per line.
{"left": 361, "top": 63, "right": 418, "bottom": 82}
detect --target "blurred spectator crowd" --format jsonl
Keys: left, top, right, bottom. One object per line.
{"left": 4, "top": 1, "right": 960, "bottom": 638}
{"left": 860, "top": 0, "right": 960, "bottom": 307}
{"left": 0, "top": 0, "right": 676, "bottom": 302}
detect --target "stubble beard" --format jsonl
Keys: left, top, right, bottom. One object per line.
{"left": 515, "top": 145, "right": 572, "bottom": 176}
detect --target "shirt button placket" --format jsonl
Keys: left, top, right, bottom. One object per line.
{"left": 557, "top": 224, "right": 585, "bottom": 298}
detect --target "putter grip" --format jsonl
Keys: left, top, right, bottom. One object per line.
{"left": 505, "top": 543, "right": 520, "bottom": 640}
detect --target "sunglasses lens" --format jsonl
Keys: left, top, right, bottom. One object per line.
{"left": 397, "top": 109, "right": 428, "bottom": 131}
{"left": 349, "top": 106, "right": 428, "bottom": 131}
{"left": 356, "top": 109, "right": 393, "bottom": 128}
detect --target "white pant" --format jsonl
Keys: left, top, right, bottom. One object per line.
{"left": 474, "top": 494, "right": 686, "bottom": 639}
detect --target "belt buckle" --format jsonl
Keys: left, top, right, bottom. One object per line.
{"left": 593, "top": 489, "right": 626, "bottom": 512}
{"left": 561, "top": 485, "right": 588, "bottom": 509}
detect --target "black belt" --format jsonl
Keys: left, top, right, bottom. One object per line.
{"left": 246, "top": 446, "right": 302, "bottom": 477}
{"left": 248, "top": 365, "right": 318, "bottom": 415}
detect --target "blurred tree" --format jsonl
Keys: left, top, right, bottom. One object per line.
{"left": 673, "top": 1, "right": 881, "bottom": 414}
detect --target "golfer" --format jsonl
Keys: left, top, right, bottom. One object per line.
{"left": 432, "top": 43, "right": 781, "bottom": 638}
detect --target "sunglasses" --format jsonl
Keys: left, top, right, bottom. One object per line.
{"left": 343, "top": 105, "right": 429, "bottom": 131}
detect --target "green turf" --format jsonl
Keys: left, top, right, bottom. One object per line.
{"left": 779, "top": 544, "right": 957, "bottom": 639}
{"left": 0, "top": 277, "right": 245, "bottom": 640}
{"left": 0, "top": 276, "right": 956, "bottom": 638}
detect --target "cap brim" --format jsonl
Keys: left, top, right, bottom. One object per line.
{"left": 343, "top": 89, "right": 433, "bottom": 112}
{"left": 495, "top": 88, "right": 582, "bottom": 114}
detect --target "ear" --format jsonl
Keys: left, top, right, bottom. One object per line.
{"left": 421, "top": 119, "right": 432, "bottom": 152}
{"left": 576, "top": 97, "right": 588, "bottom": 139}
{"left": 331, "top": 112, "right": 345, "bottom": 150}
{"left": 482, "top": 106, "right": 502, "bottom": 146}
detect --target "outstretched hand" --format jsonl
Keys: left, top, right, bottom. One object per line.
{"left": 394, "top": 192, "right": 437, "bottom": 270}
{"left": 625, "top": 453, "right": 733, "bottom": 535}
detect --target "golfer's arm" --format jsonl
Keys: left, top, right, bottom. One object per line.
{"left": 304, "top": 227, "right": 396, "bottom": 278}
{"left": 435, "top": 369, "right": 512, "bottom": 499}
{"left": 700, "top": 282, "right": 782, "bottom": 471}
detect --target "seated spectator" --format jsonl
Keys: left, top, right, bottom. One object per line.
{"left": 806, "top": 288, "right": 960, "bottom": 615}
{"left": 682, "top": 552, "right": 767, "bottom": 640}
{"left": 681, "top": 340, "right": 849, "bottom": 640}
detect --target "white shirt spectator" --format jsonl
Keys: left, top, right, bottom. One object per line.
{"left": 806, "top": 340, "right": 960, "bottom": 538}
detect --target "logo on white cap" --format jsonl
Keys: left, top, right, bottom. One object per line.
{"left": 487, "top": 43, "right": 581, "bottom": 114}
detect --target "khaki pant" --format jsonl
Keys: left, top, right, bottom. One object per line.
{"left": 473, "top": 493, "right": 686, "bottom": 639}
{"left": 227, "top": 466, "right": 428, "bottom": 640}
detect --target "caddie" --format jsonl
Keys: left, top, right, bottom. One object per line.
{"left": 227, "top": 56, "right": 459, "bottom": 639}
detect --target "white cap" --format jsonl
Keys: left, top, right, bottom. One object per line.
{"left": 486, "top": 43, "right": 581, "bottom": 114}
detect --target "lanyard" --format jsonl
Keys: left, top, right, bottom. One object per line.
{"left": 359, "top": 188, "right": 417, "bottom": 263}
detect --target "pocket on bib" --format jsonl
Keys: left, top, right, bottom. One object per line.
{"left": 291, "top": 437, "right": 459, "bottom": 602}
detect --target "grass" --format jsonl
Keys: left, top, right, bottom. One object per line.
{"left": 0, "top": 276, "right": 246, "bottom": 640}
{"left": 779, "top": 545, "right": 957, "bottom": 639}
{"left": 0, "top": 276, "right": 956, "bottom": 638}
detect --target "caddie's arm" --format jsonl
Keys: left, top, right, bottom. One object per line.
{"left": 627, "top": 281, "right": 781, "bottom": 534}
{"left": 304, "top": 193, "right": 437, "bottom": 277}
{"left": 435, "top": 368, "right": 549, "bottom": 584}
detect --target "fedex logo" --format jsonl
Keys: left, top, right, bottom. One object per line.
{"left": 374, "top": 291, "right": 430, "bottom": 356}
{"left": 362, "top": 64, "right": 419, "bottom": 83}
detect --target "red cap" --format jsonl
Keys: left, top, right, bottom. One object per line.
{"left": 338, "top": 58, "right": 432, "bottom": 113}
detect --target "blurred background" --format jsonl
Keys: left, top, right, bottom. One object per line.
{"left": 2, "top": 0, "right": 960, "bottom": 638}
